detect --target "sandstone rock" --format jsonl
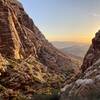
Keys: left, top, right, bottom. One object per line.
{"left": 81, "top": 30, "right": 100, "bottom": 72}
{"left": 60, "top": 31, "right": 100, "bottom": 100}
{"left": 0, "top": 0, "right": 79, "bottom": 99}
{"left": 0, "top": 0, "right": 77, "bottom": 74}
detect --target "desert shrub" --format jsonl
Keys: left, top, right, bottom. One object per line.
{"left": 32, "top": 94, "right": 59, "bottom": 100}
{"left": 32, "top": 89, "right": 60, "bottom": 100}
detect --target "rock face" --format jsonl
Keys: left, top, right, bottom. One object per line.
{"left": 60, "top": 31, "right": 100, "bottom": 100}
{"left": 0, "top": 0, "right": 77, "bottom": 71}
{"left": 81, "top": 30, "right": 100, "bottom": 72}
{"left": 0, "top": 0, "right": 79, "bottom": 99}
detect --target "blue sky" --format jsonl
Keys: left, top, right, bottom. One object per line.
{"left": 20, "top": 0, "right": 100, "bottom": 43}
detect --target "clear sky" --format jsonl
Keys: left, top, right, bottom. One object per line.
{"left": 20, "top": 0, "right": 100, "bottom": 43}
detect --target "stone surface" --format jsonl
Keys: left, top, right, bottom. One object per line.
{"left": 0, "top": 0, "right": 79, "bottom": 99}
{"left": 0, "top": 0, "right": 78, "bottom": 72}
{"left": 81, "top": 30, "right": 100, "bottom": 72}
{"left": 60, "top": 31, "right": 100, "bottom": 100}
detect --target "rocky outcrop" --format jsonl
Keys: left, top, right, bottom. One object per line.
{"left": 0, "top": 0, "right": 78, "bottom": 72}
{"left": 0, "top": 0, "right": 79, "bottom": 99}
{"left": 81, "top": 30, "right": 100, "bottom": 72}
{"left": 60, "top": 31, "right": 100, "bottom": 100}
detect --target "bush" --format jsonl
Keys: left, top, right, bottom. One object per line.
{"left": 32, "top": 94, "right": 59, "bottom": 100}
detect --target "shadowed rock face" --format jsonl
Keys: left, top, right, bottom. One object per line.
{"left": 60, "top": 31, "right": 100, "bottom": 100}
{"left": 0, "top": 0, "right": 79, "bottom": 99}
{"left": 81, "top": 30, "right": 100, "bottom": 72}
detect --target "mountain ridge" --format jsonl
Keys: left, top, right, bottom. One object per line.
{"left": 0, "top": 0, "right": 79, "bottom": 99}
{"left": 60, "top": 30, "right": 100, "bottom": 100}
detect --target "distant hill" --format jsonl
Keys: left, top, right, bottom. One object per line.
{"left": 61, "top": 45, "right": 89, "bottom": 58}
{"left": 51, "top": 41, "right": 89, "bottom": 59}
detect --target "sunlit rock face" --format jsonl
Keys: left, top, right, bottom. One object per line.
{"left": 0, "top": 0, "right": 79, "bottom": 99}
{"left": 0, "top": 0, "right": 76, "bottom": 69}
{"left": 60, "top": 31, "right": 100, "bottom": 100}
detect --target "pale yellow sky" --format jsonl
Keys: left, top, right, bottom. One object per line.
{"left": 21, "top": 0, "right": 100, "bottom": 44}
{"left": 46, "top": 34, "right": 93, "bottom": 44}
{"left": 44, "top": 22, "right": 100, "bottom": 44}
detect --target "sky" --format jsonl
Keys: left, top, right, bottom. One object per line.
{"left": 20, "top": 0, "right": 100, "bottom": 43}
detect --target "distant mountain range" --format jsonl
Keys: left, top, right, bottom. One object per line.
{"left": 52, "top": 41, "right": 90, "bottom": 59}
